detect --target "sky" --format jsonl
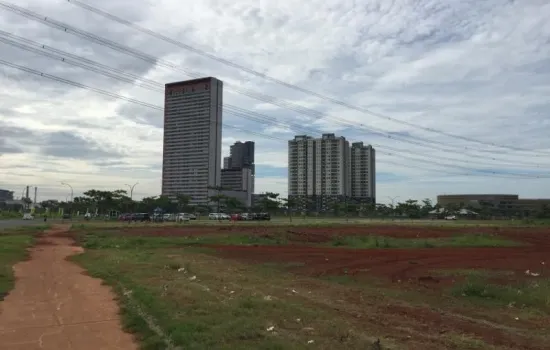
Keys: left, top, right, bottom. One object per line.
{"left": 1, "top": 0, "right": 550, "bottom": 204}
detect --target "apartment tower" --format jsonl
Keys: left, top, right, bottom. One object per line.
{"left": 288, "top": 134, "right": 350, "bottom": 198}
{"left": 289, "top": 134, "right": 376, "bottom": 208}
{"left": 162, "top": 77, "right": 223, "bottom": 205}
{"left": 350, "top": 142, "right": 376, "bottom": 202}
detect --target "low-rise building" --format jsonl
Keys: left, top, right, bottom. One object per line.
{"left": 0, "top": 189, "right": 14, "bottom": 202}
{"left": 437, "top": 194, "right": 550, "bottom": 217}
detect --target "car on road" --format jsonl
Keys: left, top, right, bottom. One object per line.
{"left": 22, "top": 213, "right": 34, "bottom": 220}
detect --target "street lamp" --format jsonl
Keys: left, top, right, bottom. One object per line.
{"left": 61, "top": 182, "right": 74, "bottom": 202}
{"left": 387, "top": 196, "right": 400, "bottom": 208}
{"left": 61, "top": 182, "right": 73, "bottom": 217}
{"left": 125, "top": 182, "right": 139, "bottom": 200}
{"left": 125, "top": 182, "right": 138, "bottom": 214}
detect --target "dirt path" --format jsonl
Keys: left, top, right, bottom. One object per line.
{"left": 0, "top": 225, "right": 138, "bottom": 350}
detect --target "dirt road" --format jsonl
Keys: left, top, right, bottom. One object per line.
{"left": 0, "top": 225, "right": 137, "bottom": 350}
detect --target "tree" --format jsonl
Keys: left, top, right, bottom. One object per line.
{"left": 261, "top": 192, "right": 280, "bottom": 214}
{"left": 175, "top": 194, "right": 191, "bottom": 213}
{"left": 420, "top": 198, "right": 434, "bottom": 218}
{"left": 22, "top": 197, "right": 32, "bottom": 210}
{"left": 224, "top": 196, "right": 244, "bottom": 212}
{"left": 281, "top": 197, "right": 297, "bottom": 222}
{"left": 207, "top": 186, "right": 229, "bottom": 213}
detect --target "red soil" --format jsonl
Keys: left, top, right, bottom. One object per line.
{"left": 123, "top": 224, "right": 550, "bottom": 283}
{"left": 121, "top": 224, "right": 550, "bottom": 349}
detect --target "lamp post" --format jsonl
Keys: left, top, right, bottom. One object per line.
{"left": 125, "top": 182, "right": 138, "bottom": 214}
{"left": 387, "top": 196, "right": 400, "bottom": 208}
{"left": 387, "top": 196, "right": 400, "bottom": 218}
{"left": 124, "top": 182, "right": 139, "bottom": 200}
{"left": 61, "top": 182, "right": 73, "bottom": 202}
{"left": 61, "top": 182, "right": 73, "bottom": 217}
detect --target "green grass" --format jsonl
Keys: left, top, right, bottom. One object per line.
{"left": 71, "top": 247, "right": 388, "bottom": 350}
{"left": 452, "top": 277, "right": 550, "bottom": 312}
{"left": 0, "top": 226, "right": 47, "bottom": 299}
{"left": 0, "top": 211, "right": 21, "bottom": 220}
{"left": 70, "top": 217, "right": 550, "bottom": 230}
{"left": 329, "top": 233, "right": 520, "bottom": 249}
{"left": 69, "top": 228, "right": 550, "bottom": 349}
{"left": 73, "top": 229, "right": 520, "bottom": 252}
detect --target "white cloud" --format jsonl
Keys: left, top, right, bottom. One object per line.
{"left": 1, "top": 0, "right": 550, "bottom": 204}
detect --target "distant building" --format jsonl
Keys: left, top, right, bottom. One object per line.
{"left": 228, "top": 141, "right": 255, "bottom": 174}
{"left": 251, "top": 193, "right": 267, "bottom": 208}
{"left": 350, "top": 142, "right": 376, "bottom": 202}
{"left": 437, "top": 194, "right": 550, "bottom": 217}
{"left": 221, "top": 168, "right": 253, "bottom": 193}
{"left": 288, "top": 134, "right": 350, "bottom": 198}
{"left": 288, "top": 134, "right": 376, "bottom": 211}
{"left": 161, "top": 77, "right": 223, "bottom": 205}
{"left": 221, "top": 141, "right": 255, "bottom": 203}
{"left": 0, "top": 189, "right": 14, "bottom": 202}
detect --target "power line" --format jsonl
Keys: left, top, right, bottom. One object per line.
{"left": 1, "top": 58, "right": 548, "bottom": 179}
{"left": 1, "top": 2, "right": 548, "bottom": 160}
{"left": 65, "top": 0, "right": 550, "bottom": 156}
{"left": 2, "top": 31, "right": 549, "bottom": 170}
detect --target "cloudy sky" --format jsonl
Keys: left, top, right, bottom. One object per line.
{"left": 1, "top": 0, "right": 550, "bottom": 203}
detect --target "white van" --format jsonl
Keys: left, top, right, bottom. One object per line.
{"left": 22, "top": 213, "right": 34, "bottom": 220}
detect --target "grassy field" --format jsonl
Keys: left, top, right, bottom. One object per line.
{"left": 69, "top": 223, "right": 550, "bottom": 350}
{"left": 0, "top": 225, "right": 49, "bottom": 300}
{"left": 71, "top": 216, "right": 550, "bottom": 228}
{"left": 77, "top": 230, "right": 521, "bottom": 250}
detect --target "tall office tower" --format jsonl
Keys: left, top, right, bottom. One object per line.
{"left": 162, "top": 77, "right": 223, "bottom": 205}
{"left": 225, "top": 141, "right": 255, "bottom": 192}
{"left": 223, "top": 156, "right": 230, "bottom": 169}
{"left": 350, "top": 142, "right": 376, "bottom": 203}
{"left": 288, "top": 134, "right": 350, "bottom": 199}
{"left": 228, "top": 141, "right": 255, "bottom": 174}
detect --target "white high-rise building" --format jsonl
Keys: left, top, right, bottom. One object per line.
{"left": 350, "top": 142, "right": 376, "bottom": 202}
{"left": 162, "top": 77, "right": 223, "bottom": 205}
{"left": 288, "top": 133, "right": 351, "bottom": 197}
{"left": 288, "top": 134, "right": 376, "bottom": 206}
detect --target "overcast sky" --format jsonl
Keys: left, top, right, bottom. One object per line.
{"left": 1, "top": 0, "right": 550, "bottom": 203}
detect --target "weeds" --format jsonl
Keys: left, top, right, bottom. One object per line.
{"left": 328, "top": 233, "right": 518, "bottom": 249}
{"left": 0, "top": 228, "right": 43, "bottom": 299}
{"left": 453, "top": 277, "right": 550, "bottom": 311}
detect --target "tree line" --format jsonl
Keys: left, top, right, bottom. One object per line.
{"left": 2, "top": 188, "right": 549, "bottom": 220}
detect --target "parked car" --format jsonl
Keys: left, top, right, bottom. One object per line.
{"left": 22, "top": 213, "right": 34, "bottom": 220}
{"left": 230, "top": 213, "right": 243, "bottom": 221}
{"left": 208, "top": 213, "right": 230, "bottom": 220}
{"left": 118, "top": 213, "right": 131, "bottom": 221}
{"left": 256, "top": 212, "right": 271, "bottom": 221}
{"left": 176, "top": 213, "right": 192, "bottom": 222}
{"left": 131, "top": 213, "right": 151, "bottom": 222}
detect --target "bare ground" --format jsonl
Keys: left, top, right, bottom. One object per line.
{"left": 0, "top": 225, "right": 138, "bottom": 350}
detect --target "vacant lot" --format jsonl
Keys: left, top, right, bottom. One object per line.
{"left": 70, "top": 222, "right": 550, "bottom": 349}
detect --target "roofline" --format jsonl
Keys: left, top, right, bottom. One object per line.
{"left": 165, "top": 77, "right": 216, "bottom": 87}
